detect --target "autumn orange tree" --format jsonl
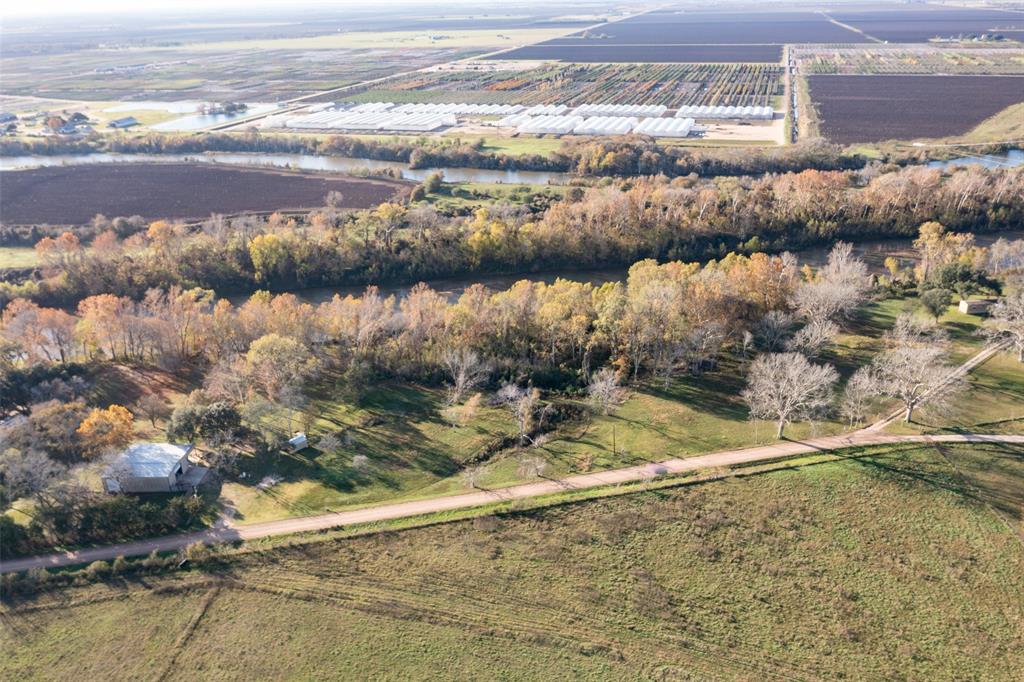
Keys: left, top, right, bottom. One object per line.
{"left": 76, "top": 405, "right": 134, "bottom": 458}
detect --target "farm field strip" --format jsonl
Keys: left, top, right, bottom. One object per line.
{"left": 0, "top": 163, "right": 410, "bottom": 225}
{"left": 795, "top": 46, "right": 1024, "bottom": 75}
{"left": 808, "top": 74, "right": 1024, "bottom": 144}
{"left": 828, "top": 7, "right": 1024, "bottom": 44}
{"left": 356, "top": 62, "right": 785, "bottom": 108}
{"left": 0, "top": 47, "right": 477, "bottom": 102}
{"left": 489, "top": 44, "right": 786, "bottom": 64}
{"left": 539, "top": 10, "right": 872, "bottom": 46}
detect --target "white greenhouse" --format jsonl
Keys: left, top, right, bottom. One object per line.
{"left": 573, "top": 103, "right": 667, "bottom": 118}
{"left": 632, "top": 117, "right": 695, "bottom": 138}
{"left": 675, "top": 105, "right": 774, "bottom": 120}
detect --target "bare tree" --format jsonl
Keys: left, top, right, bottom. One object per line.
{"left": 318, "top": 433, "right": 342, "bottom": 453}
{"left": 461, "top": 463, "right": 485, "bottom": 489}
{"left": 517, "top": 455, "right": 548, "bottom": 479}
{"left": 871, "top": 344, "right": 966, "bottom": 422}
{"left": 499, "top": 383, "right": 541, "bottom": 445}
{"left": 683, "top": 321, "right": 726, "bottom": 373}
{"left": 0, "top": 449, "right": 66, "bottom": 509}
{"left": 442, "top": 347, "right": 489, "bottom": 405}
{"left": 888, "top": 313, "right": 947, "bottom": 347}
{"left": 793, "top": 242, "right": 872, "bottom": 325}
{"left": 983, "top": 290, "right": 1024, "bottom": 362}
{"left": 840, "top": 366, "right": 878, "bottom": 427}
{"left": 742, "top": 353, "right": 839, "bottom": 439}
{"left": 587, "top": 367, "right": 624, "bottom": 415}
{"left": 753, "top": 310, "right": 796, "bottom": 352}
{"left": 786, "top": 319, "right": 839, "bottom": 358}
{"left": 135, "top": 392, "right": 171, "bottom": 428}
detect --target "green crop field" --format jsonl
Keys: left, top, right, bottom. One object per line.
{"left": 4, "top": 440, "right": 1023, "bottom": 680}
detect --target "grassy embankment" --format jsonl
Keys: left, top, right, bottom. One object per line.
{"left": 4, "top": 439, "right": 1023, "bottom": 680}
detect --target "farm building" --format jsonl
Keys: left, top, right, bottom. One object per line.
{"left": 958, "top": 299, "right": 994, "bottom": 315}
{"left": 285, "top": 110, "right": 456, "bottom": 132}
{"left": 287, "top": 433, "right": 309, "bottom": 452}
{"left": 108, "top": 116, "right": 139, "bottom": 129}
{"left": 102, "top": 443, "right": 209, "bottom": 494}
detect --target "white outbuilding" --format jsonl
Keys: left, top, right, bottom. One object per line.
{"left": 103, "top": 443, "right": 208, "bottom": 495}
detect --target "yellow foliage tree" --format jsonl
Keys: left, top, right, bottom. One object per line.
{"left": 76, "top": 405, "right": 134, "bottom": 458}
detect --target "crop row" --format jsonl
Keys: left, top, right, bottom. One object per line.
{"left": 359, "top": 63, "right": 785, "bottom": 108}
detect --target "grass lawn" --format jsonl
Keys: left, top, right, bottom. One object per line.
{"left": 474, "top": 136, "right": 565, "bottom": 156}
{"left": 424, "top": 180, "right": 565, "bottom": 210}
{"left": 220, "top": 382, "right": 520, "bottom": 523}
{"left": 885, "top": 350, "right": 1024, "bottom": 436}
{"left": 5, "top": 441, "right": 1023, "bottom": 680}
{"left": 0, "top": 247, "right": 39, "bottom": 269}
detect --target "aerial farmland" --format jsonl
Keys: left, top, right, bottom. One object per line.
{"left": 3, "top": 4, "right": 1024, "bottom": 679}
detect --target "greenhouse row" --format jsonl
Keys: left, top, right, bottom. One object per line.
{"left": 675, "top": 105, "right": 774, "bottom": 120}
{"left": 285, "top": 110, "right": 456, "bottom": 132}
{"left": 390, "top": 103, "right": 525, "bottom": 115}
{"left": 522, "top": 104, "right": 571, "bottom": 116}
{"left": 573, "top": 103, "right": 667, "bottom": 117}
{"left": 574, "top": 116, "right": 640, "bottom": 135}
{"left": 633, "top": 117, "right": 695, "bottom": 137}
{"left": 495, "top": 114, "right": 697, "bottom": 138}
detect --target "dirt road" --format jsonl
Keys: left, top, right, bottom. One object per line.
{"left": 3, "top": 432, "right": 1021, "bottom": 574}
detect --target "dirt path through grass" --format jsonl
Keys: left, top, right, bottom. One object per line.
{"left": 3, "top": 432, "right": 1023, "bottom": 575}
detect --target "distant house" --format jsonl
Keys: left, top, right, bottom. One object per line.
{"left": 0, "top": 112, "right": 16, "bottom": 124}
{"left": 108, "top": 116, "right": 139, "bottom": 129}
{"left": 103, "top": 443, "right": 209, "bottom": 494}
{"left": 287, "top": 433, "right": 309, "bottom": 452}
{"left": 57, "top": 123, "right": 79, "bottom": 135}
{"left": 958, "top": 299, "right": 994, "bottom": 315}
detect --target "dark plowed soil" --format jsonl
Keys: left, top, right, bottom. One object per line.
{"left": 1, "top": 163, "right": 410, "bottom": 225}
{"left": 809, "top": 74, "right": 1024, "bottom": 144}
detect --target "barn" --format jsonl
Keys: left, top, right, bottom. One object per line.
{"left": 103, "top": 443, "right": 209, "bottom": 494}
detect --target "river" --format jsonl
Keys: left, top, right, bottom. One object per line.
{"left": 0, "top": 152, "right": 572, "bottom": 185}
{"left": 229, "top": 229, "right": 1024, "bottom": 305}
{"left": 3, "top": 148, "right": 1022, "bottom": 186}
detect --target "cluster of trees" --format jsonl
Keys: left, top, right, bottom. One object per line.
{"left": 8, "top": 162, "right": 1022, "bottom": 311}
{"left": 4, "top": 231, "right": 1023, "bottom": 555}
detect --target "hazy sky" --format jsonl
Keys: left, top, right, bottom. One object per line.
{"left": 1, "top": 0, "right": 465, "bottom": 19}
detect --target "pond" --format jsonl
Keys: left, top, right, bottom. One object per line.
{"left": 150, "top": 105, "right": 280, "bottom": 132}
{"left": 926, "top": 149, "right": 1024, "bottom": 170}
